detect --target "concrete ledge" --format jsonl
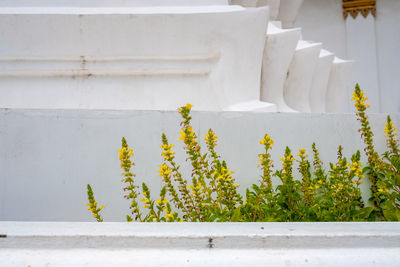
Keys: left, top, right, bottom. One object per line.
{"left": 1, "top": 222, "right": 399, "bottom": 266}
{"left": 1, "top": 222, "right": 400, "bottom": 249}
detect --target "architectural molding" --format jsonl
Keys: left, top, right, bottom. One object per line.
{"left": 343, "top": 0, "right": 376, "bottom": 19}
{"left": 0, "top": 54, "right": 220, "bottom": 77}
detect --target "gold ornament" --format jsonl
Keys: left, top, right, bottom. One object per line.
{"left": 343, "top": 0, "right": 376, "bottom": 19}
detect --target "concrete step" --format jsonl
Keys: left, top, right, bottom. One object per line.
{"left": 1, "top": 222, "right": 399, "bottom": 266}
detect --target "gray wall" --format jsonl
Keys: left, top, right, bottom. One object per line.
{"left": 1, "top": 109, "right": 398, "bottom": 221}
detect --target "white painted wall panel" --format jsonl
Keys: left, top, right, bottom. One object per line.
{"left": 0, "top": 109, "right": 398, "bottom": 221}
{"left": 295, "top": 0, "right": 400, "bottom": 113}
{"left": 375, "top": 0, "right": 400, "bottom": 113}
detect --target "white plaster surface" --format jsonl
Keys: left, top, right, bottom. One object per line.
{"left": 230, "top": 0, "right": 280, "bottom": 20}
{"left": 0, "top": 222, "right": 399, "bottom": 266}
{"left": 0, "top": 109, "right": 398, "bottom": 221}
{"left": 294, "top": 0, "right": 346, "bottom": 58}
{"left": 284, "top": 40, "right": 322, "bottom": 112}
{"left": 261, "top": 24, "right": 301, "bottom": 112}
{"left": 375, "top": 0, "right": 400, "bottom": 114}
{"left": 326, "top": 57, "right": 355, "bottom": 113}
{"left": 346, "top": 14, "right": 380, "bottom": 113}
{"left": 2, "top": 247, "right": 400, "bottom": 267}
{"left": 0, "top": 0, "right": 229, "bottom": 7}
{"left": 295, "top": 0, "right": 400, "bottom": 113}
{"left": 225, "top": 100, "right": 277, "bottom": 112}
{"left": 0, "top": 6, "right": 269, "bottom": 111}
{"left": 276, "top": 0, "right": 303, "bottom": 28}
{"left": 309, "top": 49, "right": 335, "bottom": 113}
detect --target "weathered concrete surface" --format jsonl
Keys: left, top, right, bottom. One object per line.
{"left": 0, "top": 222, "right": 399, "bottom": 266}
{"left": 0, "top": 6, "right": 269, "bottom": 111}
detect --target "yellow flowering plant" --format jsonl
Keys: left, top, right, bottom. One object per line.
{"left": 86, "top": 103, "right": 243, "bottom": 222}
{"left": 86, "top": 184, "right": 104, "bottom": 222}
{"left": 118, "top": 138, "right": 142, "bottom": 222}
{"left": 161, "top": 104, "right": 243, "bottom": 221}
{"left": 274, "top": 147, "right": 303, "bottom": 221}
{"left": 241, "top": 134, "right": 279, "bottom": 222}
{"left": 85, "top": 84, "right": 399, "bottom": 222}
{"left": 352, "top": 84, "right": 400, "bottom": 220}
{"left": 375, "top": 116, "right": 400, "bottom": 220}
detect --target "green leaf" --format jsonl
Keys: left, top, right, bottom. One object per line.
{"left": 357, "top": 206, "right": 374, "bottom": 220}
{"left": 382, "top": 201, "right": 399, "bottom": 221}
{"left": 231, "top": 206, "right": 242, "bottom": 222}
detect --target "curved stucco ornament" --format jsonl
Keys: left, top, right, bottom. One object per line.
{"left": 343, "top": 0, "right": 376, "bottom": 19}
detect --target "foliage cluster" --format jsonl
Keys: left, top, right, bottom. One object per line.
{"left": 87, "top": 85, "right": 400, "bottom": 222}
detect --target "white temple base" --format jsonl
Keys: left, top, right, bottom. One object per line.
{"left": 309, "top": 49, "right": 335, "bottom": 113}
{"left": 284, "top": 40, "right": 322, "bottom": 112}
{"left": 225, "top": 100, "right": 277, "bottom": 112}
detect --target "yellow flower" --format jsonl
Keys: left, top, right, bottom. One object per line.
{"left": 166, "top": 213, "right": 174, "bottom": 220}
{"left": 140, "top": 198, "right": 150, "bottom": 203}
{"left": 158, "top": 164, "right": 172, "bottom": 176}
{"left": 178, "top": 130, "right": 186, "bottom": 141}
{"left": 185, "top": 103, "right": 193, "bottom": 110}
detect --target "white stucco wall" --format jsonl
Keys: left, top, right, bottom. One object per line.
{"left": 0, "top": 6, "right": 270, "bottom": 111}
{"left": 0, "top": 0, "right": 229, "bottom": 6}
{"left": 295, "top": 0, "right": 400, "bottom": 113}
{"left": 0, "top": 109, "right": 398, "bottom": 221}
{"left": 375, "top": 0, "right": 400, "bottom": 113}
